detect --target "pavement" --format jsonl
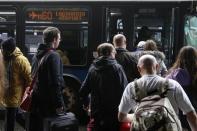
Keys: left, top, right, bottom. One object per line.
{"left": 0, "top": 120, "right": 86, "bottom": 131}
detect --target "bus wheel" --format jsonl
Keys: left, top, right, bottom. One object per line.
{"left": 63, "top": 75, "right": 89, "bottom": 124}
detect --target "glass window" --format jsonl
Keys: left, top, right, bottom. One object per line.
{"left": 25, "top": 7, "right": 89, "bottom": 66}
{"left": 184, "top": 15, "right": 197, "bottom": 48}
{"left": 0, "top": 10, "right": 16, "bottom": 42}
{"left": 0, "top": 11, "right": 16, "bottom": 23}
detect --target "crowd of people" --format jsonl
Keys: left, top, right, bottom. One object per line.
{"left": 80, "top": 33, "right": 197, "bottom": 131}
{"left": 0, "top": 27, "right": 66, "bottom": 131}
{"left": 0, "top": 26, "right": 196, "bottom": 131}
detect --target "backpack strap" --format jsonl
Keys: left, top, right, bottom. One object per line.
{"left": 134, "top": 78, "right": 169, "bottom": 102}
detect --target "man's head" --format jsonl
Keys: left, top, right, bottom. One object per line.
{"left": 113, "top": 34, "right": 126, "bottom": 49}
{"left": 43, "top": 27, "right": 61, "bottom": 49}
{"left": 137, "top": 54, "right": 159, "bottom": 75}
{"left": 97, "top": 43, "right": 116, "bottom": 58}
{"left": 1, "top": 37, "right": 16, "bottom": 57}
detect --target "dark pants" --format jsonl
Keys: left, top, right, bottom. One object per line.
{"left": 29, "top": 111, "right": 44, "bottom": 131}
{"left": 5, "top": 107, "right": 26, "bottom": 131}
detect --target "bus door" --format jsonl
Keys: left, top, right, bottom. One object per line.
{"left": 105, "top": 5, "right": 176, "bottom": 67}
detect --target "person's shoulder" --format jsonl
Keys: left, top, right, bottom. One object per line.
{"left": 125, "top": 81, "right": 135, "bottom": 92}
{"left": 167, "top": 78, "right": 182, "bottom": 90}
{"left": 48, "top": 50, "right": 60, "bottom": 58}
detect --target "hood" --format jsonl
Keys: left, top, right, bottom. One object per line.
{"left": 92, "top": 56, "right": 117, "bottom": 71}
{"left": 3, "top": 47, "right": 24, "bottom": 61}
{"left": 36, "top": 43, "right": 54, "bottom": 59}
{"left": 10, "top": 47, "right": 23, "bottom": 57}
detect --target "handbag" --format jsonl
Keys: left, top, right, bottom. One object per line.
{"left": 20, "top": 50, "right": 51, "bottom": 112}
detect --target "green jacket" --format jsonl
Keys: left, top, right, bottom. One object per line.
{"left": 4, "top": 47, "right": 32, "bottom": 107}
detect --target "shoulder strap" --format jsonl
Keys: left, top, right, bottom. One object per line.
{"left": 134, "top": 79, "right": 147, "bottom": 102}
{"left": 30, "top": 50, "right": 52, "bottom": 90}
{"left": 134, "top": 78, "right": 169, "bottom": 101}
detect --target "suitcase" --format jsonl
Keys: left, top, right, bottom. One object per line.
{"left": 43, "top": 112, "right": 79, "bottom": 131}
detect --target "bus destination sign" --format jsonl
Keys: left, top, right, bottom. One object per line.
{"left": 26, "top": 8, "right": 88, "bottom": 22}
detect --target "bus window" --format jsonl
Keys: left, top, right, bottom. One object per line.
{"left": 24, "top": 7, "right": 89, "bottom": 66}
{"left": 0, "top": 10, "right": 16, "bottom": 43}
{"left": 184, "top": 15, "right": 197, "bottom": 48}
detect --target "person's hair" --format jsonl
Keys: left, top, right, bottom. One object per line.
{"left": 113, "top": 34, "right": 126, "bottom": 47}
{"left": 169, "top": 46, "right": 197, "bottom": 80}
{"left": 1, "top": 37, "right": 16, "bottom": 53}
{"left": 137, "top": 41, "right": 146, "bottom": 50}
{"left": 144, "top": 40, "right": 158, "bottom": 51}
{"left": 43, "top": 27, "right": 60, "bottom": 45}
{"left": 0, "top": 50, "right": 5, "bottom": 102}
{"left": 138, "top": 54, "right": 158, "bottom": 74}
{"left": 97, "top": 43, "right": 116, "bottom": 57}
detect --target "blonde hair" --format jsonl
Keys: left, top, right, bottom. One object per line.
{"left": 144, "top": 40, "right": 158, "bottom": 51}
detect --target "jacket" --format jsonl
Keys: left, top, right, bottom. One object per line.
{"left": 79, "top": 56, "right": 128, "bottom": 119}
{"left": 115, "top": 48, "right": 141, "bottom": 82}
{"left": 4, "top": 47, "right": 32, "bottom": 107}
{"left": 132, "top": 50, "right": 167, "bottom": 76}
{"left": 31, "top": 44, "right": 65, "bottom": 116}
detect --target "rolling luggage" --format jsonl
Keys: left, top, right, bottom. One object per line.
{"left": 43, "top": 112, "right": 78, "bottom": 131}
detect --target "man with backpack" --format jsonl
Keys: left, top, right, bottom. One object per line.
{"left": 118, "top": 54, "right": 197, "bottom": 131}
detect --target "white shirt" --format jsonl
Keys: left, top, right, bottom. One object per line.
{"left": 119, "top": 75, "right": 194, "bottom": 115}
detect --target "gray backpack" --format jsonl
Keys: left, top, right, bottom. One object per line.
{"left": 132, "top": 79, "right": 182, "bottom": 131}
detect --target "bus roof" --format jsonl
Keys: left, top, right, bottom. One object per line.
{"left": 0, "top": 0, "right": 194, "bottom": 2}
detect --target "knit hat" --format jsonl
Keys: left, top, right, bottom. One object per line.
{"left": 1, "top": 37, "right": 16, "bottom": 54}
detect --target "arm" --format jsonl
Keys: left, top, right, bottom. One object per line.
{"left": 18, "top": 56, "right": 32, "bottom": 87}
{"left": 118, "top": 66, "right": 128, "bottom": 90}
{"left": 186, "top": 111, "right": 197, "bottom": 131}
{"left": 79, "top": 68, "right": 92, "bottom": 108}
{"left": 49, "top": 53, "right": 64, "bottom": 109}
{"left": 118, "top": 112, "right": 133, "bottom": 122}
{"left": 118, "top": 82, "right": 137, "bottom": 122}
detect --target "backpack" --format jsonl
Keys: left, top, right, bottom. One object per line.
{"left": 131, "top": 79, "right": 182, "bottom": 131}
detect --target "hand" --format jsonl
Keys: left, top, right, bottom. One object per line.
{"left": 25, "top": 86, "right": 32, "bottom": 95}
{"left": 83, "top": 105, "right": 91, "bottom": 116}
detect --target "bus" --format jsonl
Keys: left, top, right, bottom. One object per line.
{"left": 0, "top": 0, "right": 196, "bottom": 122}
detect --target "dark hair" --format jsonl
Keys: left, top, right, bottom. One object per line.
{"left": 170, "top": 46, "right": 197, "bottom": 80}
{"left": 43, "top": 27, "right": 60, "bottom": 45}
{"left": 97, "top": 43, "right": 115, "bottom": 57}
{"left": 1, "top": 37, "right": 16, "bottom": 53}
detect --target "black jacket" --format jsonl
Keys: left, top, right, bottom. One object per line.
{"left": 31, "top": 44, "right": 65, "bottom": 116}
{"left": 79, "top": 56, "right": 128, "bottom": 119}
{"left": 115, "top": 48, "right": 140, "bottom": 82}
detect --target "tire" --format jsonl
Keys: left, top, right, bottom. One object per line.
{"left": 63, "top": 74, "right": 89, "bottom": 124}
